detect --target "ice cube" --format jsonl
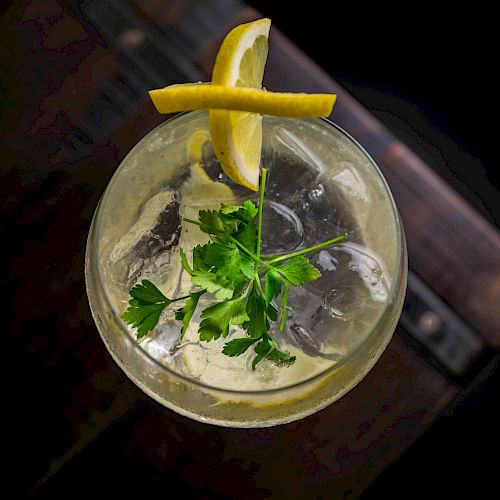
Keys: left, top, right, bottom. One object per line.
{"left": 278, "top": 181, "right": 351, "bottom": 249}
{"left": 109, "top": 189, "right": 182, "bottom": 287}
{"left": 264, "top": 127, "right": 323, "bottom": 201}
{"left": 261, "top": 200, "right": 304, "bottom": 255}
{"left": 324, "top": 161, "right": 371, "bottom": 228}
{"left": 280, "top": 242, "right": 390, "bottom": 359}
{"left": 281, "top": 286, "right": 345, "bottom": 360}
{"left": 327, "top": 242, "right": 390, "bottom": 302}
{"left": 140, "top": 319, "right": 181, "bottom": 364}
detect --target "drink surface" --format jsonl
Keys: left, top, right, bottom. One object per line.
{"left": 96, "top": 111, "right": 399, "bottom": 393}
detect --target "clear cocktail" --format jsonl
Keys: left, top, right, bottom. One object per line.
{"left": 85, "top": 110, "right": 407, "bottom": 426}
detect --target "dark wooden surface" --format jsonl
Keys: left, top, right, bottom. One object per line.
{"left": 2, "top": 0, "right": 499, "bottom": 497}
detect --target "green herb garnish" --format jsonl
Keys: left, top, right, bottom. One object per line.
{"left": 121, "top": 168, "right": 347, "bottom": 369}
{"left": 121, "top": 280, "right": 186, "bottom": 339}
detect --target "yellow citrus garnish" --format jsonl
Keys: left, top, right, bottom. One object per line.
{"left": 149, "top": 84, "right": 335, "bottom": 117}
{"left": 148, "top": 18, "right": 336, "bottom": 191}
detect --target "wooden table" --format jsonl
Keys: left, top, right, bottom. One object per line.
{"left": 3, "top": 0, "right": 499, "bottom": 497}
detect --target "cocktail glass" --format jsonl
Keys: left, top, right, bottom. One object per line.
{"left": 85, "top": 110, "right": 407, "bottom": 427}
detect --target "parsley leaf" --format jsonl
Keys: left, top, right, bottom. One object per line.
{"left": 265, "top": 347, "right": 296, "bottom": 367}
{"left": 243, "top": 286, "right": 269, "bottom": 338}
{"left": 220, "top": 200, "right": 257, "bottom": 221}
{"left": 181, "top": 247, "right": 233, "bottom": 301}
{"left": 198, "top": 295, "right": 249, "bottom": 341}
{"left": 277, "top": 256, "right": 321, "bottom": 286}
{"left": 251, "top": 336, "right": 295, "bottom": 370}
{"left": 222, "top": 336, "right": 260, "bottom": 356}
{"left": 191, "top": 270, "right": 234, "bottom": 300}
{"left": 192, "top": 244, "right": 210, "bottom": 272}
{"left": 129, "top": 279, "right": 171, "bottom": 304}
{"left": 121, "top": 301, "right": 167, "bottom": 339}
{"left": 233, "top": 219, "right": 257, "bottom": 252}
{"left": 243, "top": 199, "right": 258, "bottom": 218}
{"left": 175, "top": 291, "right": 205, "bottom": 339}
{"left": 204, "top": 241, "right": 254, "bottom": 282}
{"left": 179, "top": 248, "right": 193, "bottom": 274}
{"left": 266, "top": 302, "right": 279, "bottom": 321}
{"left": 264, "top": 268, "right": 282, "bottom": 305}
{"left": 215, "top": 202, "right": 258, "bottom": 252}
{"left": 251, "top": 342, "right": 268, "bottom": 369}
{"left": 121, "top": 280, "right": 173, "bottom": 338}
{"left": 198, "top": 209, "right": 233, "bottom": 235}
{"left": 220, "top": 204, "right": 243, "bottom": 215}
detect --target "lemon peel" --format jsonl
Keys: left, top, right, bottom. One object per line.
{"left": 149, "top": 83, "right": 336, "bottom": 117}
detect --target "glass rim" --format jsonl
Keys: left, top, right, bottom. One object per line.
{"left": 90, "top": 111, "right": 406, "bottom": 396}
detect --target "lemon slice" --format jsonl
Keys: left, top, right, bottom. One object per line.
{"left": 209, "top": 18, "right": 271, "bottom": 191}
{"left": 183, "top": 128, "right": 234, "bottom": 203}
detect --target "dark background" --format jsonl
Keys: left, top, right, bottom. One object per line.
{"left": 2, "top": 1, "right": 498, "bottom": 497}
{"left": 250, "top": 3, "right": 499, "bottom": 229}
{"left": 247, "top": 2, "right": 499, "bottom": 497}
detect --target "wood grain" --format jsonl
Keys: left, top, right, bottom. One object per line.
{"left": 3, "top": 0, "right": 492, "bottom": 496}
{"left": 40, "top": 335, "right": 458, "bottom": 499}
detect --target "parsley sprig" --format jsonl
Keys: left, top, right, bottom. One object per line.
{"left": 121, "top": 168, "right": 347, "bottom": 369}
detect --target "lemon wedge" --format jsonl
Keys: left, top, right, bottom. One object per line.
{"left": 210, "top": 17, "right": 270, "bottom": 190}
{"left": 148, "top": 18, "right": 336, "bottom": 191}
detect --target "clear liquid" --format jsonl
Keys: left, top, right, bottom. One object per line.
{"left": 100, "top": 115, "right": 392, "bottom": 391}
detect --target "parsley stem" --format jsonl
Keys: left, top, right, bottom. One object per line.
{"left": 254, "top": 275, "right": 264, "bottom": 296}
{"left": 266, "top": 234, "right": 348, "bottom": 265}
{"left": 183, "top": 217, "right": 204, "bottom": 226}
{"left": 171, "top": 295, "right": 191, "bottom": 302}
{"left": 243, "top": 281, "right": 253, "bottom": 296}
{"left": 229, "top": 236, "right": 274, "bottom": 272}
{"left": 256, "top": 168, "right": 267, "bottom": 261}
{"left": 227, "top": 236, "right": 292, "bottom": 288}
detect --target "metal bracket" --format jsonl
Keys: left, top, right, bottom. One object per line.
{"left": 399, "top": 271, "right": 484, "bottom": 378}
